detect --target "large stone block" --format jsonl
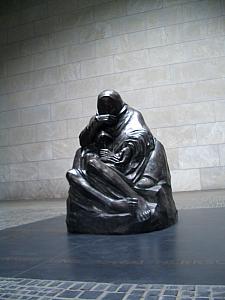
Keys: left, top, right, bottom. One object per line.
{"left": 114, "top": 49, "right": 149, "bottom": 72}
{"left": 200, "top": 166, "right": 225, "bottom": 190}
{"left": 52, "top": 138, "right": 77, "bottom": 159}
{"left": 0, "top": 165, "right": 9, "bottom": 182}
{"left": 23, "top": 178, "right": 68, "bottom": 199}
{"left": 0, "top": 129, "right": 8, "bottom": 146}
{"left": 148, "top": 43, "right": 185, "bottom": 67}
{"left": 7, "top": 90, "right": 34, "bottom": 110}
{"left": 7, "top": 83, "right": 65, "bottom": 111}
{"left": 51, "top": 99, "right": 82, "bottom": 120}
{"left": 67, "top": 117, "right": 89, "bottom": 138}
{"left": 0, "top": 77, "right": 10, "bottom": 95}
{"left": 126, "top": 0, "right": 162, "bottom": 14}
{"left": 60, "top": 63, "right": 81, "bottom": 82}
{"left": 20, "top": 3, "right": 47, "bottom": 24}
{"left": 36, "top": 120, "right": 67, "bottom": 142}
{"left": 179, "top": 145, "right": 220, "bottom": 169}
{"left": 33, "top": 67, "right": 63, "bottom": 88}
{"left": 7, "top": 72, "right": 34, "bottom": 94}
{"left": 59, "top": 7, "right": 94, "bottom": 28}
{"left": 21, "top": 36, "right": 49, "bottom": 56}
{"left": 22, "top": 142, "right": 52, "bottom": 162}
{"left": 0, "top": 43, "right": 21, "bottom": 61}
{"left": 157, "top": 125, "right": 197, "bottom": 148}
{"left": 34, "top": 84, "right": 66, "bottom": 105}
{"left": 7, "top": 181, "right": 26, "bottom": 200}
{"left": 8, "top": 23, "right": 34, "bottom": 43}
{"left": 146, "top": 4, "right": 183, "bottom": 28}
{"left": 79, "top": 22, "right": 112, "bottom": 44}
{"left": 21, "top": 105, "right": 51, "bottom": 125}
{"left": 142, "top": 107, "right": 176, "bottom": 128}
{"left": 163, "top": 0, "right": 198, "bottom": 7}
{"left": 47, "top": 0, "right": 78, "bottom": 17}
{"left": 207, "top": 16, "right": 225, "bottom": 36}
{"left": 81, "top": 56, "right": 113, "bottom": 78}
{"left": 164, "top": 19, "right": 207, "bottom": 44}
{"left": 171, "top": 169, "right": 201, "bottom": 192}
{"left": 81, "top": 97, "right": 97, "bottom": 117}
{"left": 0, "top": 61, "right": 7, "bottom": 78}
{"left": 33, "top": 48, "right": 64, "bottom": 70}
{"left": 166, "top": 148, "right": 179, "bottom": 170}
{"left": 0, "top": 11, "right": 19, "bottom": 29}
{"left": 196, "top": 122, "right": 225, "bottom": 145}
{"left": 66, "top": 77, "right": 97, "bottom": 99}
{"left": 171, "top": 57, "right": 225, "bottom": 83}
{"left": 94, "top": 0, "right": 126, "bottom": 21}
{"left": 182, "top": 0, "right": 221, "bottom": 22}
{"left": 98, "top": 66, "right": 170, "bottom": 93}
{"left": 64, "top": 42, "right": 96, "bottom": 64}
{"left": 38, "top": 158, "right": 71, "bottom": 179}
{"left": 121, "top": 88, "right": 156, "bottom": 110}
{"left": 95, "top": 31, "right": 153, "bottom": 57}
{"left": 214, "top": 100, "right": 225, "bottom": 121}
{"left": 0, "top": 29, "right": 7, "bottom": 46}
{"left": 111, "top": 13, "right": 147, "bottom": 36}
{"left": 9, "top": 162, "right": 39, "bottom": 181}
{"left": 153, "top": 78, "right": 225, "bottom": 107}
{"left": 7, "top": 56, "right": 34, "bottom": 76}
{"left": 184, "top": 36, "right": 225, "bottom": 62}
{"left": 0, "top": 110, "right": 21, "bottom": 129}
{"left": 0, "top": 183, "right": 9, "bottom": 200}
{"left": 34, "top": 16, "right": 61, "bottom": 35}
{"left": 0, "top": 145, "right": 23, "bottom": 164}
{"left": 0, "top": 95, "right": 9, "bottom": 112}
{"left": 143, "top": 102, "right": 214, "bottom": 128}
{"left": 9, "top": 125, "right": 36, "bottom": 145}
{"left": 175, "top": 101, "right": 215, "bottom": 126}
{"left": 49, "top": 28, "right": 80, "bottom": 48}
{"left": 219, "top": 144, "right": 225, "bottom": 166}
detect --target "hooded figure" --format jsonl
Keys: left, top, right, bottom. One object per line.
{"left": 66, "top": 90, "right": 177, "bottom": 234}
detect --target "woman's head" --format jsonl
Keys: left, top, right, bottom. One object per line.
{"left": 97, "top": 90, "right": 124, "bottom": 116}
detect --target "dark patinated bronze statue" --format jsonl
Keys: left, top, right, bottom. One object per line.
{"left": 66, "top": 90, "right": 178, "bottom": 234}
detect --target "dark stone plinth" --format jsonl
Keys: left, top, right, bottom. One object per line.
{"left": 0, "top": 208, "right": 225, "bottom": 284}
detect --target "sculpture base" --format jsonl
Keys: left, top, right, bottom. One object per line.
{"left": 66, "top": 188, "right": 178, "bottom": 235}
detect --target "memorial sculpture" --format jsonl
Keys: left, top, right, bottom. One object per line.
{"left": 66, "top": 90, "right": 178, "bottom": 234}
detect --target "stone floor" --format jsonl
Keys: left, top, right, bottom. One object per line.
{"left": 1, "top": 277, "right": 225, "bottom": 300}
{"left": 0, "top": 199, "right": 65, "bottom": 231}
{"left": 0, "top": 190, "right": 225, "bottom": 299}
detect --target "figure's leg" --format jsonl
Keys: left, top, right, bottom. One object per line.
{"left": 86, "top": 157, "right": 154, "bottom": 220}
{"left": 87, "top": 157, "right": 139, "bottom": 198}
{"left": 67, "top": 169, "right": 137, "bottom": 214}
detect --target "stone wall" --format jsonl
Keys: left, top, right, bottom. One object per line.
{"left": 0, "top": 0, "right": 225, "bottom": 200}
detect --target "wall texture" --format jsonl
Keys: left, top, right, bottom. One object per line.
{"left": 0, "top": 0, "right": 225, "bottom": 200}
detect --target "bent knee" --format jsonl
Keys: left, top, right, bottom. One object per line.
{"left": 66, "top": 169, "right": 80, "bottom": 182}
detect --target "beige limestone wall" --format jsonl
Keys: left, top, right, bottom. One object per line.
{"left": 0, "top": 0, "right": 225, "bottom": 200}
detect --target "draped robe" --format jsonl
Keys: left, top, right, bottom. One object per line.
{"left": 66, "top": 105, "right": 177, "bottom": 234}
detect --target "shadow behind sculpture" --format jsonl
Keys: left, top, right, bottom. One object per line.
{"left": 66, "top": 90, "right": 178, "bottom": 234}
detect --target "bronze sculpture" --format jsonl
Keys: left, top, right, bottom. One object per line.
{"left": 66, "top": 90, "right": 177, "bottom": 234}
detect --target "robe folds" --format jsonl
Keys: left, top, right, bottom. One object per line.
{"left": 66, "top": 105, "right": 178, "bottom": 234}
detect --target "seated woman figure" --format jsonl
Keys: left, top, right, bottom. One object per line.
{"left": 66, "top": 90, "right": 177, "bottom": 234}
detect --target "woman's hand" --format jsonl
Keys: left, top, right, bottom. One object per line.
{"left": 95, "top": 114, "right": 117, "bottom": 126}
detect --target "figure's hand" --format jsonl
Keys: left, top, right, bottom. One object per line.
{"left": 100, "top": 149, "right": 120, "bottom": 164}
{"left": 95, "top": 114, "right": 117, "bottom": 126}
{"left": 117, "top": 146, "right": 132, "bottom": 165}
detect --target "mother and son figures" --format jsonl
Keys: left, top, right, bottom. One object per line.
{"left": 66, "top": 90, "right": 177, "bottom": 234}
